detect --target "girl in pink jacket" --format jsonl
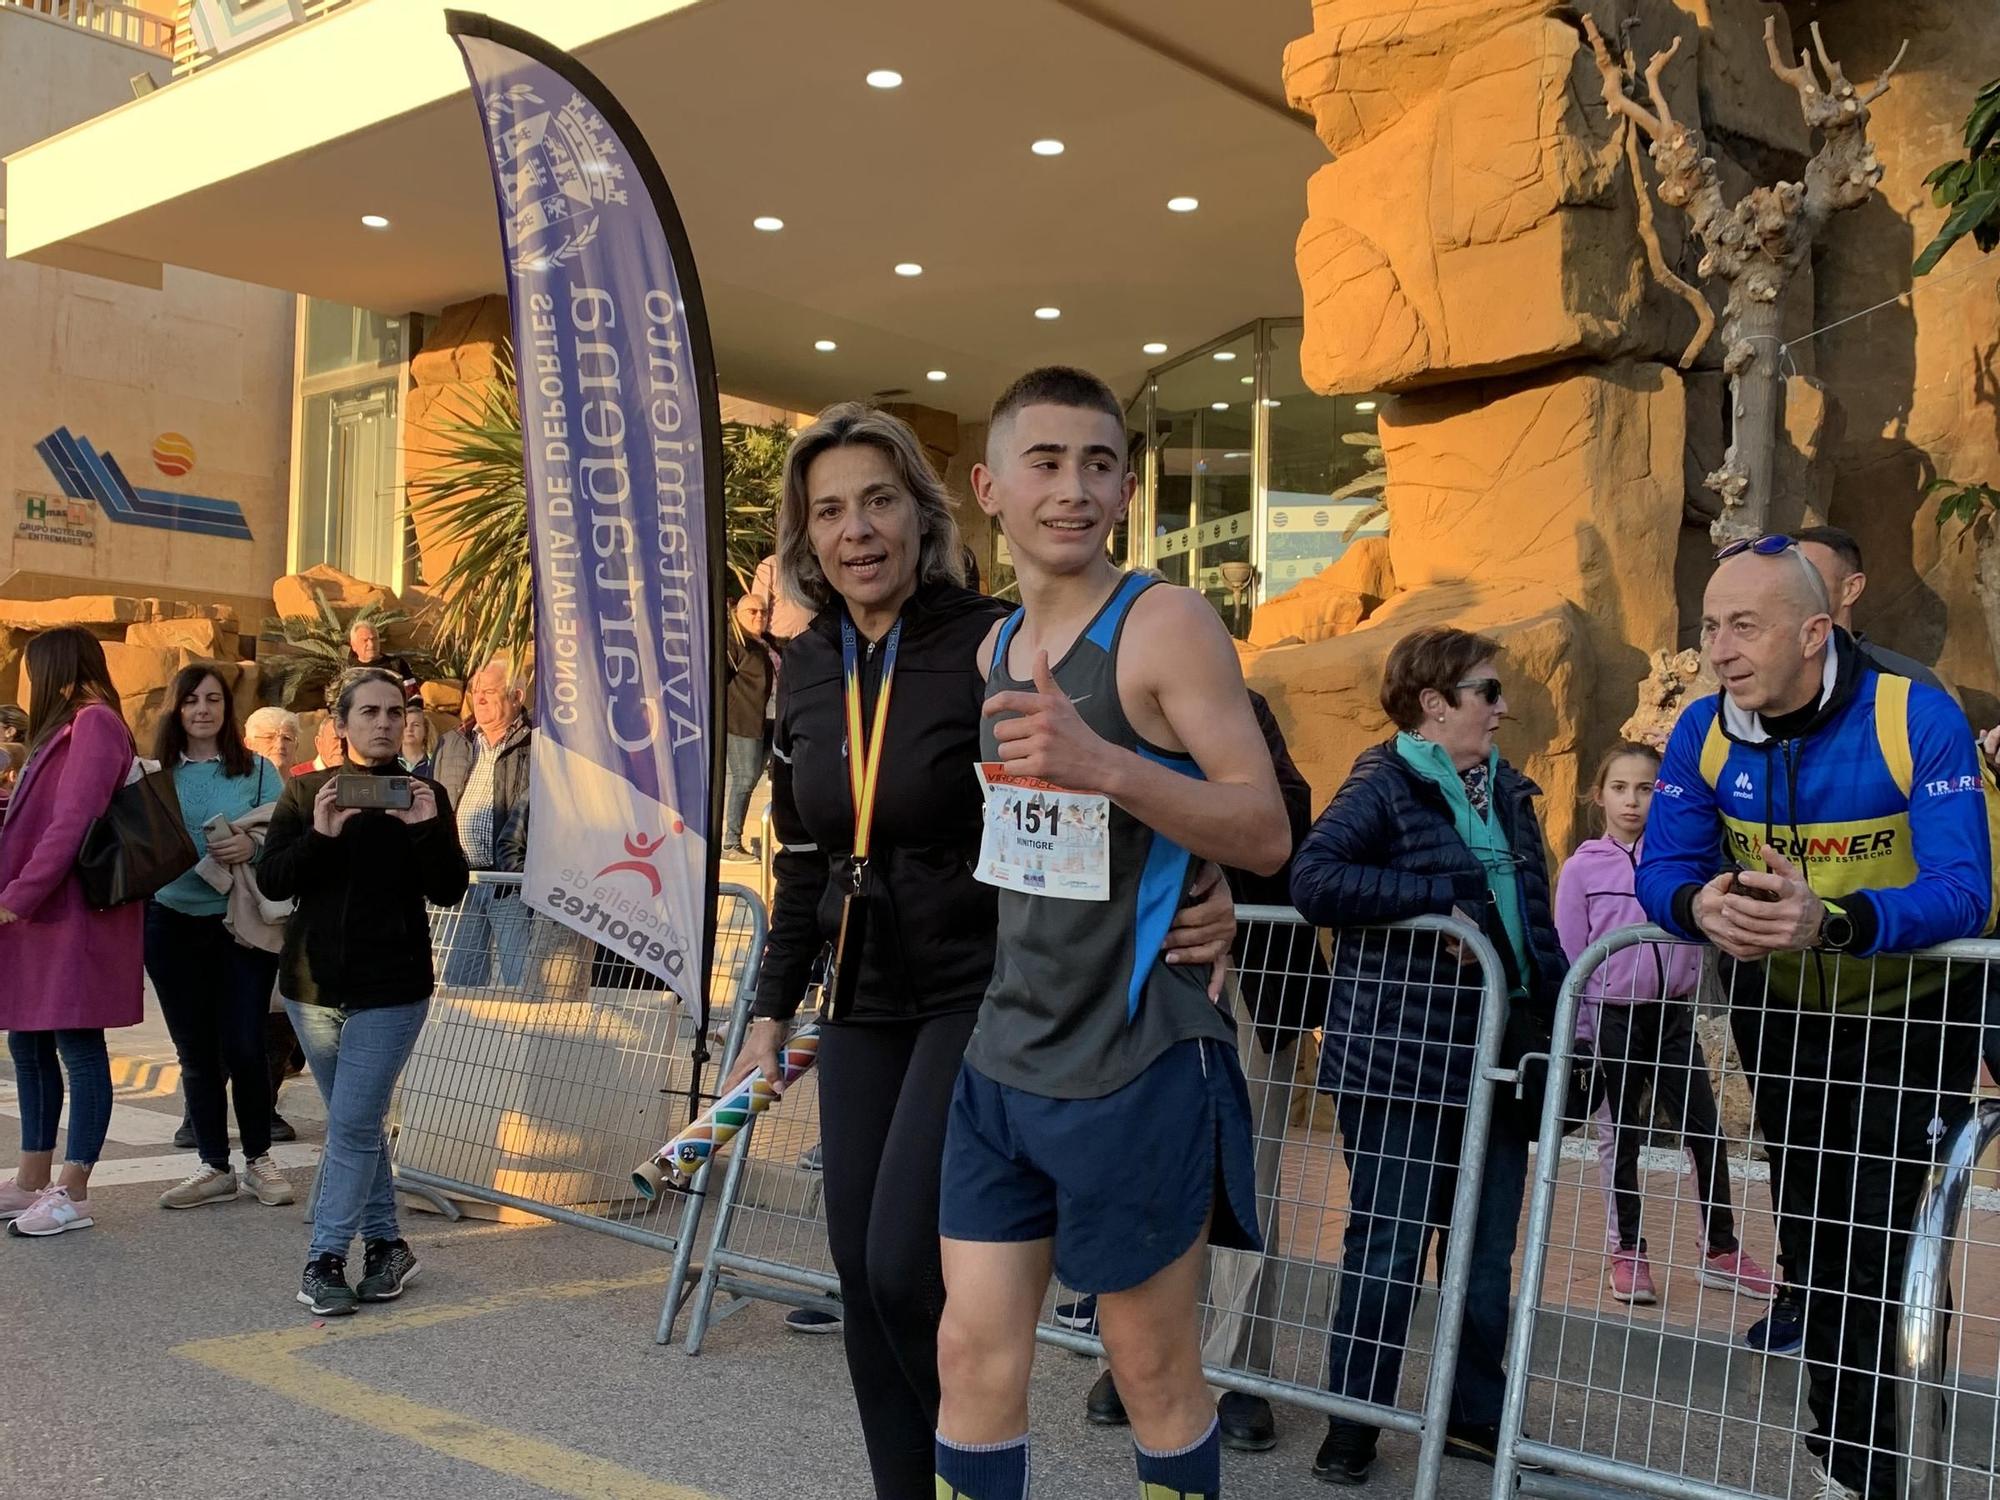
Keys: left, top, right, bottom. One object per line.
{"left": 0, "top": 628, "right": 146, "bottom": 1237}
{"left": 1556, "top": 744, "right": 1771, "bottom": 1306}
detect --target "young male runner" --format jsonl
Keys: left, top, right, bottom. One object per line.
{"left": 934, "top": 366, "right": 1291, "bottom": 1499}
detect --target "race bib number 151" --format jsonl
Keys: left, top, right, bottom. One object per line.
{"left": 974, "top": 762, "right": 1110, "bottom": 902}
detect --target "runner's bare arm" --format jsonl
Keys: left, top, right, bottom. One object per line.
{"left": 984, "top": 586, "right": 1287, "bottom": 874}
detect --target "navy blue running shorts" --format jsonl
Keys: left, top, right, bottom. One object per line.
{"left": 939, "top": 1037, "right": 1263, "bottom": 1294}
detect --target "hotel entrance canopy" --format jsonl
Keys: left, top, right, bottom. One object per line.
{"left": 4, "top": 0, "right": 1325, "bottom": 421}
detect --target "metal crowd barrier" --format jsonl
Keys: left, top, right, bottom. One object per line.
{"left": 1492, "top": 924, "right": 2000, "bottom": 1500}
{"left": 392, "top": 872, "right": 766, "bottom": 1342}
{"left": 677, "top": 906, "right": 1517, "bottom": 1499}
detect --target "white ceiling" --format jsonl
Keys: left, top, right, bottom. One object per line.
{"left": 7, "top": 0, "right": 1325, "bottom": 419}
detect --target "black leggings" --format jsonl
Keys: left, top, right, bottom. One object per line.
{"left": 144, "top": 904, "right": 280, "bottom": 1169}
{"left": 816, "top": 1009, "right": 978, "bottom": 1500}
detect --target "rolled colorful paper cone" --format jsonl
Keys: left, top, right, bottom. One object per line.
{"left": 635, "top": 1021, "right": 824, "bottom": 1194}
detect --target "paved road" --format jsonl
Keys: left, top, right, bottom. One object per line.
{"left": 1, "top": 1036, "right": 1501, "bottom": 1500}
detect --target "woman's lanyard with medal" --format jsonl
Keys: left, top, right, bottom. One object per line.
{"left": 818, "top": 612, "right": 900, "bottom": 1021}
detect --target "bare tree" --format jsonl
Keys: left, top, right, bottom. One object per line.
{"left": 1582, "top": 15, "right": 1906, "bottom": 543}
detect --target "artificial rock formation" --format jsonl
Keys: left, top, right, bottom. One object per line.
{"left": 1276, "top": 0, "right": 1799, "bottom": 838}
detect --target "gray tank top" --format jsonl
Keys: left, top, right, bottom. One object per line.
{"left": 963, "top": 572, "right": 1236, "bottom": 1099}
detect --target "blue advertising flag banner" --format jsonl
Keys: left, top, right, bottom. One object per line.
{"left": 448, "top": 13, "right": 724, "bottom": 1023}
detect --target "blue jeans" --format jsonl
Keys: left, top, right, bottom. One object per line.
{"left": 285, "top": 999, "right": 427, "bottom": 1259}
{"left": 7, "top": 1029, "right": 112, "bottom": 1166}
{"left": 439, "top": 881, "right": 531, "bottom": 988}
{"left": 1325, "top": 1093, "right": 1529, "bottom": 1430}
{"left": 722, "top": 732, "right": 766, "bottom": 849}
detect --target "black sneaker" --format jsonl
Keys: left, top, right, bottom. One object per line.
{"left": 1218, "top": 1389, "right": 1278, "bottom": 1452}
{"left": 298, "top": 1253, "right": 358, "bottom": 1316}
{"left": 783, "top": 1307, "right": 842, "bottom": 1334}
{"left": 1054, "top": 1293, "right": 1098, "bottom": 1331}
{"left": 1444, "top": 1424, "right": 1502, "bottom": 1465}
{"left": 1313, "top": 1419, "right": 1377, "bottom": 1485}
{"left": 1745, "top": 1286, "right": 1806, "bottom": 1354}
{"left": 268, "top": 1114, "right": 298, "bottom": 1144}
{"left": 1085, "top": 1369, "right": 1128, "bottom": 1427}
{"left": 357, "top": 1238, "right": 419, "bottom": 1302}
{"left": 172, "top": 1119, "right": 196, "bottom": 1150}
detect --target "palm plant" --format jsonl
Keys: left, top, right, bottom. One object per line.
{"left": 264, "top": 591, "right": 440, "bottom": 708}
{"left": 405, "top": 340, "right": 788, "bottom": 674}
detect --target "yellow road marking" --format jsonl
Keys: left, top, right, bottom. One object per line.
{"left": 174, "top": 1273, "right": 721, "bottom": 1500}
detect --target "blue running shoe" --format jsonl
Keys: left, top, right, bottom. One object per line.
{"left": 1745, "top": 1286, "right": 1805, "bottom": 1354}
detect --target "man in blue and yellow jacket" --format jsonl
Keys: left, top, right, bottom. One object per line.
{"left": 1638, "top": 540, "right": 1989, "bottom": 1500}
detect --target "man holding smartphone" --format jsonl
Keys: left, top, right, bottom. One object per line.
{"left": 1637, "top": 537, "right": 1991, "bottom": 1500}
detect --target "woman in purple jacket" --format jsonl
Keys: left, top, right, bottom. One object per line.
{"left": 1555, "top": 742, "right": 1771, "bottom": 1305}
{"left": 0, "top": 628, "right": 146, "bottom": 1237}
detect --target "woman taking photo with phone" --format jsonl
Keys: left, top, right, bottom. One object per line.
{"left": 148, "top": 665, "right": 293, "bottom": 1212}
{"left": 260, "top": 667, "right": 468, "bottom": 1314}
{"left": 0, "top": 627, "right": 145, "bottom": 1237}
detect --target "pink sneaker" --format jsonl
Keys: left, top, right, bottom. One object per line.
{"left": 1609, "top": 1248, "right": 1657, "bottom": 1304}
{"left": 7, "top": 1185, "right": 92, "bottom": 1237}
{"left": 0, "top": 1179, "right": 44, "bottom": 1222}
{"left": 1701, "top": 1246, "right": 1775, "bottom": 1300}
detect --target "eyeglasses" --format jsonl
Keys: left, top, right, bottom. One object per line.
{"left": 1455, "top": 678, "right": 1503, "bottom": 705}
{"left": 1713, "top": 534, "right": 1797, "bottom": 563}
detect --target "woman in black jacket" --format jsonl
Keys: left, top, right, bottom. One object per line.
{"left": 260, "top": 668, "right": 469, "bottom": 1317}
{"left": 720, "top": 405, "right": 1233, "bottom": 1499}
{"left": 1288, "top": 626, "right": 1567, "bottom": 1487}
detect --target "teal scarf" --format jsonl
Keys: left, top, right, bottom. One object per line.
{"left": 1394, "top": 732, "right": 1529, "bottom": 993}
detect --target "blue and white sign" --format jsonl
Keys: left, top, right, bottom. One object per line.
{"left": 451, "top": 13, "right": 724, "bottom": 1016}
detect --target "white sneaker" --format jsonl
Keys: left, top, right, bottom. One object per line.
{"left": 158, "top": 1163, "right": 239, "bottom": 1210}
{"left": 240, "top": 1155, "right": 295, "bottom": 1207}
{"left": 7, "top": 1185, "right": 93, "bottom": 1236}
{"left": 1812, "top": 1461, "right": 1860, "bottom": 1500}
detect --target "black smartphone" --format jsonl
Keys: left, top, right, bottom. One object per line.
{"left": 335, "top": 773, "right": 414, "bottom": 812}
{"left": 1725, "top": 870, "right": 1780, "bottom": 903}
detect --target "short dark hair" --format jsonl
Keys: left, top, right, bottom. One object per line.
{"left": 989, "top": 365, "right": 1123, "bottom": 433}
{"left": 1380, "top": 626, "right": 1502, "bottom": 732}
{"left": 1790, "top": 525, "right": 1863, "bottom": 573}
{"left": 153, "top": 664, "right": 253, "bottom": 778}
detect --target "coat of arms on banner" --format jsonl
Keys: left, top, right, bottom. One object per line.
{"left": 481, "top": 84, "right": 626, "bottom": 273}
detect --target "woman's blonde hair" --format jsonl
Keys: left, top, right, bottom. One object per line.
{"left": 775, "top": 403, "right": 965, "bottom": 610}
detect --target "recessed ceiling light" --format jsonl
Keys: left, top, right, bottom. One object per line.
{"left": 894, "top": 262, "right": 923, "bottom": 277}
{"left": 1167, "top": 196, "right": 1199, "bottom": 213}
{"left": 926, "top": 370, "right": 948, "bottom": 382}
{"left": 866, "top": 68, "right": 903, "bottom": 89}
{"left": 1034, "top": 306, "right": 1061, "bottom": 320}
{"left": 1263, "top": 398, "right": 1281, "bottom": 408}
{"left": 1223, "top": 451, "right": 1250, "bottom": 460}
{"left": 360, "top": 214, "right": 390, "bottom": 229}
{"left": 1240, "top": 375, "right": 1254, "bottom": 385}
{"left": 1354, "top": 399, "right": 1378, "bottom": 412}
{"left": 814, "top": 339, "right": 838, "bottom": 352}
{"left": 753, "top": 215, "right": 784, "bottom": 232}
{"left": 1213, "top": 350, "right": 1236, "bottom": 362}
{"left": 1211, "top": 402, "right": 1229, "bottom": 411}
{"left": 1142, "top": 342, "right": 1168, "bottom": 355}
{"left": 1031, "top": 139, "right": 1065, "bottom": 156}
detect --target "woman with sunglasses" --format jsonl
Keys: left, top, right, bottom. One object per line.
{"left": 1287, "top": 625, "right": 1568, "bottom": 1487}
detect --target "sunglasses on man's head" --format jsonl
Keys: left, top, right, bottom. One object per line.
{"left": 1713, "top": 534, "right": 1798, "bottom": 563}
{"left": 1455, "top": 678, "right": 1503, "bottom": 705}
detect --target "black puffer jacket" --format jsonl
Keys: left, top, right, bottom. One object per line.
{"left": 1289, "top": 740, "right": 1567, "bottom": 1102}
{"left": 753, "top": 582, "right": 1010, "bottom": 1024}
{"left": 259, "top": 761, "right": 471, "bottom": 1010}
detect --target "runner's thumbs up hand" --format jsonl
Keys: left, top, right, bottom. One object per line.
{"left": 984, "top": 650, "right": 1112, "bottom": 790}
